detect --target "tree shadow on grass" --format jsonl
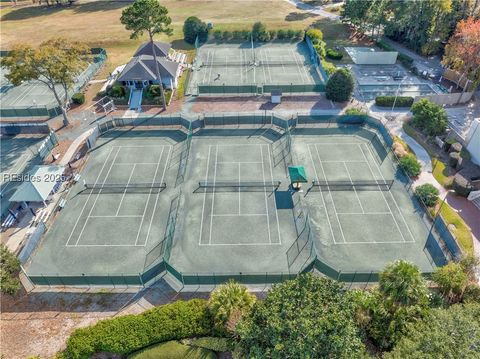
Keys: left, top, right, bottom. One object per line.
{"left": 1, "top": 1, "right": 130, "bottom": 21}
{"left": 285, "top": 12, "right": 319, "bottom": 22}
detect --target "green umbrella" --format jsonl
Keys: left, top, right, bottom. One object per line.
{"left": 288, "top": 166, "right": 307, "bottom": 189}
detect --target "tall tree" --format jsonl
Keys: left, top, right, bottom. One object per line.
{"left": 121, "top": 0, "right": 173, "bottom": 110}
{"left": 385, "top": 304, "right": 480, "bottom": 359}
{"left": 1, "top": 38, "right": 89, "bottom": 126}
{"left": 238, "top": 274, "right": 366, "bottom": 358}
{"left": 442, "top": 17, "right": 480, "bottom": 86}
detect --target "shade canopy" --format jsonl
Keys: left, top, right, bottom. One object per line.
{"left": 288, "top": 166, "right": 307, "bottom": 183}
{"left": 9, "top": 165, "right": 64, "bottom": 203}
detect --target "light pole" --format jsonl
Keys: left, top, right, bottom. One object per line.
{"left": 391, "top": 76, "right": 406, "bottom": 112}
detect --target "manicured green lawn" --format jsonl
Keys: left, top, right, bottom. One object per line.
{"left": 440, "top": 203, "right": 474, "bottom": 256}
{"left": 128, "top": 341, "right": 216, "bottom": 359}
{"left": 432, "top": 158, "right": 454, "bottom": 188}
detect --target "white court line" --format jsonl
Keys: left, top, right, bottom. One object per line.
{"left": 198, "top": 145, "right": 212, "bottom": 245}
{"left": 343, "top": 162, "right": 364, "bottom": 214}
{"left": 89, "top": 215, "right": 143, "bottom": 218}
{"left": 68, "top": 244, "right": 145, "bottom": 247}
{"left": 208, "top": 146, "right": 218, "bottom": 245}
{"left": 261, "top": 145, "right": 272, "bottom": 244}
{"left": 314, "top": 142, "right": 364, "bottom": 146}
{"left": 113, "top": 162, "right": 160, "bottom": 166}
{"left": 217, "top": 161, "right": 263, "bottom": 164}
{"left": 337, "top": 212, "right": 391, "bottom": 215}
{"left": 136, "top": 145, "right": 168, "bottom": 246}
{"left": 268, "top": 145, "right": 282, "bottom": 244}
{"left": 363, "top": 143, "right": 416, "bottom": 242}
{"left": 74, "top": 147, "right": 121, "bottom": 246}
{"left": 238, "top": 162, "right": 241, "bottom": 214}
{"left": 212, "top": 213, "right": 267, "bottom": 217}
{"left": 65, "top": 147, "right": 114, "bottom": 246}
{"left": 199, "top": 242, "right": 282, "bottom": 246}
{"left": 115, "top": 164, "right": 136, "bottom": 216}
{"left": 143, "top": 145, "right": 171, "bottom": 247}
{"left": 307, "top": 145, "right": 336, "bottom": 244}
{"left": 358, "top": 143, "right": 406, "bottom": 242}
{"left": 215, "top": 143, "right": 263, "bottom": 147}
{"left": 113, "top": 145, "right": 166, "bottom": 148}
{"left": 314, "top": 144, "right": 347, "bottom": 243}
{"left": 336, "top": 240, "right": 414, "bottom": 245}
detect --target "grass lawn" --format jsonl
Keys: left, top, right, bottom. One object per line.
{"left": 432, "top": 158, "right": 454, "bottom": 188}
{"left": 0, "top": 0, "right": 322, "bottom": 75}
{"left": 128, "top": 341, "right": 216, "bottom": 359}
{"left": 439, "top": 203, "right": 474, "bottom": 256}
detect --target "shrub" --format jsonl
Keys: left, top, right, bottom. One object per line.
{"left": 294, "top": 29, "right": 304, "bottom": 40}
{"left": 286, "top": 29, "right": 296, "bottom": 39}
{"left": 321, "top": 59, "right": 336, "bottom": 76}
{"left": 326, "top": 48, "right": 343, "bottom": 60}
{"left": 398, "top": 53, "right": 414, "bottom": 69}
{"left": 71, "top": 92, "right": 85, "bottom": 105}
{"left": 208, "top": 280, "right": 256, "bottom": 333}
{"left": 222, "top": 31, "right": 232, "bottom": 40}
{"left": 183, "top": 16, "right": 208, "bottom": 45}
{"left": 306, "top": 28, "right": 323, "bottom": 43}
{"left": 128, "top": 341, "right": 216, "bottom": 359}
{"left": 189, "top": 337, "right": 233, "bottom": 352}
{"left": 432, "top": 262, "right": 469, "bottom": 304}
{"left": 399, "top": 155, "right": 421, "bottom": 177}
{"left": 241, "top": 29, "right": 251, "bottom": 40}
{"left": 238, "top": 274, "right": 366, "bottom": 358}
{"left": 414, "top": 183, "right": 439, "bottom": 207}
{"left": 269, "top": 30, "right": 277, "bottom": 40}
{"left": 313, "top": 43, "right": 326, "bottom": 58}
{"left": 232, "top": 30, "right": 242, "bottom": 40}
{"left": 375, "top": 96, "right": 414, "bottom": 107}
{"left": 108, "top": 84, "right": 126, "bottom": 98}
{"left": 63, "top": 299, "right": 213, "bottom": 359}
{"left": 411, "top": 99, "right": 448, "bottom": 137}
{"left": 375, "top": 40, "right": 395, "bottom": 51}
{"left": 345, "top": 108, "right": 367, "bottom": 116}
{"left": 213, "top": 30, "right": 222, "bottom": 40}
{"left": 0, "top": 244, "right": 21, "bottom": 295}
{"left": 325, "top": 68, "right": 354, "bottom": 102}
{"left": 147, "top": 85, "right": 161, "bottom": 98}
{"left": 277, "top": 29, "right": 287, "bottom": 39}
{"left": 252, "top": 22, "right": 268, "bottom": 41}
{"left": 452, "top": 173, "right": 472, "bottom": 197}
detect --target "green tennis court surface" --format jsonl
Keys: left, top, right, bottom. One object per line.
{"left": 27, "top": 130, "right": 186, "bottom": 277}
{"left": 1, "top": 135, "right": 44, "bottom": 218}
{"left": 188, "top": 41, "right": 324, "bottom": 94}
{"left": 293, "top": 127, "right": 433, "bottom": 273}
{"left": 25, "top": 124, "right": 434, "bottom": 284}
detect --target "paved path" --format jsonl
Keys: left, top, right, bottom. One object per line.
{"left": 283, "top": 0, "right": 341, "bottom": 20}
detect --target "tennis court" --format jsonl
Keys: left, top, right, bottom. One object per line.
{"left": 1, "top": 135, "right": 44, "bottom": 218}
{"left": 188, "top": 41, "right": 324, "bottom": 94}
{"left": 170, "top": 128, "right": 298, "bottom": 274}
{"left": 26, "top": 129, "right": 185, "bottom": 278}
{"left": 292, "top": 127, "right": 433, "bottom": 273}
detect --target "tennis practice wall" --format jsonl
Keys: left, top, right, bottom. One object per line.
{"left": 25, "top": 113, "right": 460, "bottom": 289}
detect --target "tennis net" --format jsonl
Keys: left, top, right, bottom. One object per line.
{"left": 83, "top": 182, "right": 167, "bottom": 193}
{"left": 311, "top": 179, "right": 393, "bottom": 191}
{"left": 197, "top": 180, "right": 281, "bottom": 192}
{"left": 199, "top": 60, "right": 310, "bottom": 68}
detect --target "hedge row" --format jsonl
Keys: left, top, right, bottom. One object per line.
{"left": 375, "top": 96, "right": 414, "bottom": 107}
{"left": 212, "top": 29, "right": 303, "bottom": 41}
{"left": 326, "top": 48, "right": 343, "bottom": 60}
{"left": 63, "top": 299, "right": 213, "bottom": 359}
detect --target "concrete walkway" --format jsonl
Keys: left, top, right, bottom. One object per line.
{"left": 59, "top": 127, "right": 94, "bottom": 166}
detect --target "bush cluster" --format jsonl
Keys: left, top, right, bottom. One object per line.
{"left": 411, "top": 99, "right": 448, "bottom": 137}
{"left": 63, "top": 299, "right": 213, "bottom": 359}
{"left": 325, "top": 48, "right": 343, "bottom": 60}
{"left": 414, "top": 183, "right": 439, "bottom": 207}
{"left": 0, "top": 244, "right": 21, "bottom": 295}
{"left": 325, "top": 68, "right": 354, "bottom": 102}
{"left": 108, "top": 84, "right": 126, "bottom": 98}
{"left": 71, "top": 92, "right": 85, "bottom": 105}
{"left": 212, "top": 27, "right": 302, "bottom": 42}
{"left": 375, "top": 96, "right": 414, "bottom": 107}
{"left": 321, "top": 59, "right": 337, "bottom": 76}
{"left": 399, "top": 155, "right": 422, "bottom": 177}
{"left": 183, "top": 16, "right": 208, "bottom": 44}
